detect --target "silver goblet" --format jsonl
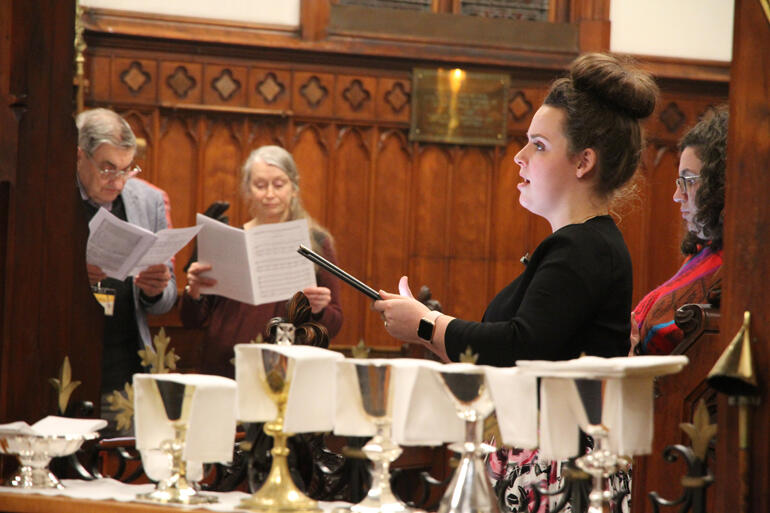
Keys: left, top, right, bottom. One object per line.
{"left": 136, "top": 379, "right": 217, "bottom": 504}
{"left": 436, "top": 367, "right": 499, "bottom": 513}
{"left": 346, "top": 361, "right": 415, "bottom": 513}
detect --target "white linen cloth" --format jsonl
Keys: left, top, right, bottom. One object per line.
{"left": 516, "top": 355, "right": 689, "bottom": 461}
{"left": 334, "top": 360, "right": 538, "bottom": 448}
{"left": 0, "top": 478, "right": 350, "bottom": 512}
{"left": 334, "top": 358, "right": 462, "bottom": 446}
{"left": 235, "top": 344, "right": 344, "bottom": 433}
{"left": 133, "top": 373, "right": 237, "bottom": 482}
{"left": 484, "top": 366, "right": 539, "bottom": 449}
{"left": 0, "top": 416, "right": 107, "bottom": 437}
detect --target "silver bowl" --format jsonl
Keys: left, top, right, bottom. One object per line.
{"left": 0, "top": 432, "right": 99, "bottom": 488}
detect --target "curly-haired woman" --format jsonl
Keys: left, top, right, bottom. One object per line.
{"left": 631, "top": 106, "right": 728, "bottom": 355}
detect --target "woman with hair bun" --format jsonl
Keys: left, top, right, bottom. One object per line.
{"left": 631, "top": 106, "right": 728, "bottom": 356}
{"left": 374, "top": 53, "right": 659, "bottom": 511}
{"left": 375, "top": 53, "right": 659, "bottom": 366}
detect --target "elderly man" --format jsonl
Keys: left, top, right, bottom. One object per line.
{"left": 76, "top": 108, "right": 176, "bottom": 419}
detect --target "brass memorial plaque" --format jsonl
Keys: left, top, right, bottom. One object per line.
{"left": 410, "top": 68, "right": 509, "bottom": 146}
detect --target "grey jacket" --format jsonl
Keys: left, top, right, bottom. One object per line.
{"left": 121, "top": 178, "right": 177, "bottom": 352}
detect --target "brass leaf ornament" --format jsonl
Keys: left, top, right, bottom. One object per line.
{"left": 106, "top": 383, "right": 135, "bottom": 432}
{"left": 138, "top": 327, "right": 180, "bottom": 374}
{"left": 49, "top": 356, "right": 82, "bottom": 414}
{"left": 351, "top": 339, "right": 370, "bottom": 359}
{"left": 459, "top": 346, "right": 479, "bottom": 364}
{"left": 679, "top": 399, "right": 717, "bottom": 460}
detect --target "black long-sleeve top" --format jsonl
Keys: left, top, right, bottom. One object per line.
{"left": 445, "top": 216, "right": 632, "bottom": 366}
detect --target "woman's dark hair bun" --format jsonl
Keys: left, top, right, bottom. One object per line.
{"left": 571, "top": 53, "right": 658, "bottom": 120}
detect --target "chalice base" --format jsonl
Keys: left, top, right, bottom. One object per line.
{"left": 438, "top": 453, "right": 500, "bottom": 513}
{"left": 238, "top": 460, "right": 320, "bottom": 513}
{"left": 137, "top": 475, "right": 218, "bottom": 505}
{"left": 8, "top": 466, "right": 62, "bottom": 489}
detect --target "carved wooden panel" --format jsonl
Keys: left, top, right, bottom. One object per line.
{"left": 113, "top": 57, "right": 157, "bottom": 103}
{"left": 160, "top": 62, "right": 202, "bottom": 104}
{"left": 205, "top": 65, "right": 247, "bottom": 106}
{"left": 294, "top": 72, "right": 335, "bottom": 117}
{"left": 249, "top": 68, "right": 291, "bottom": 111}
{"left": 336, "top": 75, "right": 376, "bottom": 120}
{"left": 377, "top": 77, "right": 411, "bottom": 123}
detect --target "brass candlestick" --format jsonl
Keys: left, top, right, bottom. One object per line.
{"left": 239, "top": 347, "right": 319, "bottom": 513}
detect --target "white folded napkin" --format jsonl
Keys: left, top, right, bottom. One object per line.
{"left": 603, "top": 376, "right": 654, "bottom": 456}
{"left": 517, "top": 355, "right": 690, "bottom": 460}
{"left": 0, "top": 416, "right": 107, "bottom": 437}
{"left": 133, "top": 373, "right": 237, "bottom": 482}
{"left": 538, "top": 378, "right": 589, "bottom": 461}
{"left": 394, "top": 360, "right": 468, "bottom": 445}
{"left": 333, "top": 358, "right": 461, "bottom": 446}
{"left": 484, "top": 366, "right": 538, "bottom": 449}
{"left": 515, "top": 355, "right": 689, "bottom": 379}
{"left": 235, "top": 344, "right": 344, "bottom": 433}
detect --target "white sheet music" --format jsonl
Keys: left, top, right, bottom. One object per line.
{"left": 196, "top": 214, "right": 253, "bottom": 304}
{"left": 196, "top": 215, "right": 316, "bottom": 305}
{"left": 128, "top": 225, "right": 202, "bottom": 277}
{"left": 87, "top": 208, "right": 199, "bottom": 281}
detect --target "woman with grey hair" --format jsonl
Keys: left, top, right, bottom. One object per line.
{"left": 180, "top": 145, "right": 343, "bottom": 377}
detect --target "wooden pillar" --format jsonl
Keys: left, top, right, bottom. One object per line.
{"left": 0, "top": 0, "right": 103, "bottom": 429}
{"left": 716, "top": 0, "right": 770, "bottom": 511}
{"left": 301, "top": 0, "right": 330, "bottom": 41}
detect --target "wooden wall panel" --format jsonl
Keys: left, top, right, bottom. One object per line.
{"left": 201, "top": 119, "right": 244, "bottom": 224}
{"left": 365, "top": 130, "right": 412, "bottom": 346}
{"left": 410, "top": 146, "right": 452, "bottom": 316}
{"left": 328, "top": 128, "right": 373, "bottom": 346}
{"left": 491, "top": 140, "right": 529, "bottom": 295}
{"left": 292, "top": 124, "right": 330, "bottom": 227}
{"left": 158, "top": 117, "right": 198, "bottom": 225}
{"left": 447, "top": 149, "right": 494, "bottom": 322}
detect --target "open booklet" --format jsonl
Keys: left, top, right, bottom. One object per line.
{"left": 195, "top": 215, "right": 317, "bottom": 306}
{"left": 87, "top": 208, "right": 202, "bottom": 281}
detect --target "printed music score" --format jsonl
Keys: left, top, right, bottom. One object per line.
{"left": 195, "top": 215, "right": 316, "bottom": 305}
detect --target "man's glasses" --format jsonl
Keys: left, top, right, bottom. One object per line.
{"left": 86, "top": 152, "right": 141, "bottom": 180}
{"left": 674, "top": 175, "right": 701, "bottom": 195}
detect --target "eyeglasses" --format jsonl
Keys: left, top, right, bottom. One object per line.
{"left": 85, "top": 152, "right": 141, "bottom": 180}
{"left": 674, "top": 175, "right": 701, "bottom": 195}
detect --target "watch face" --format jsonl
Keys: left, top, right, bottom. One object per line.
{"left": 418, "top": 318, "right": 434, "bottom": 341}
